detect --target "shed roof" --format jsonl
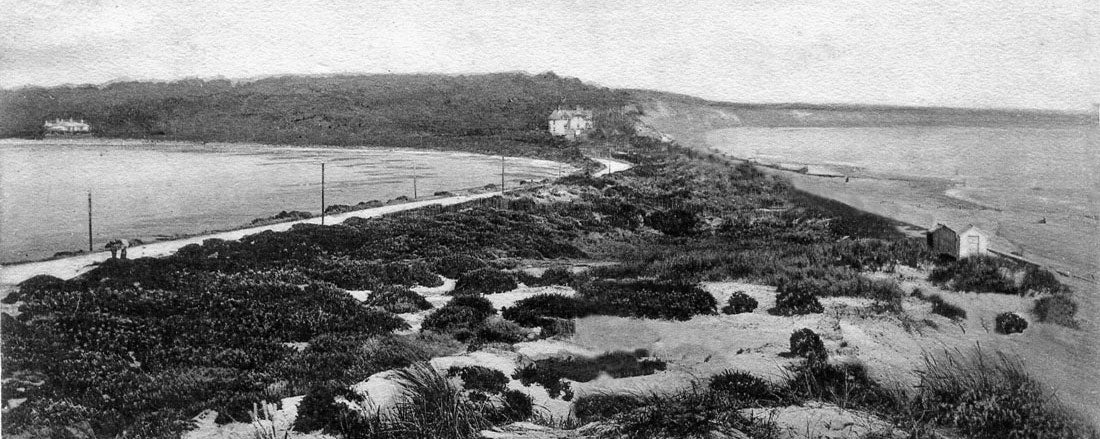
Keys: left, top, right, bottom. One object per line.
{"left": 549, "top": 108, "right": 593, "bottom": 120}
{"left": 930, "top": 222, "right": 985, "bottom": 236}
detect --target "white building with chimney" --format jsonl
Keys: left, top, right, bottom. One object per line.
{"left": 43, "top": 118, "right": 91, "bottom": 134}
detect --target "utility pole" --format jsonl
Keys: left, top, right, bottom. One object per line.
{"left": 500, "top": 154, "right": 505, "bottom": 194}
{"left": 320, "top": 163, "right": 326, "bottom": 225}
{"left": 87, "top": 192, "right": 93, "bottom": 252}
{"left": 413, "top": 174, "right": 418, "bottom": 199}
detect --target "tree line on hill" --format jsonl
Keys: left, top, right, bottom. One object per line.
{"left": 0, "top": 72, "right": 634, "bottom": 150}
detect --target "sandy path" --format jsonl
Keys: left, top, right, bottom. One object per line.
{"left": 0, "top": 157, "right": 631, "bottom": 286}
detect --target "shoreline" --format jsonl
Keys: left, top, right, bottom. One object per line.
{"left": 0, "top": 158, "right": 626, "bottom": 286}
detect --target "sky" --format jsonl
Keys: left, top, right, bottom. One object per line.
{"left": 1, "top": 0, "right": 1096, "bottom": 111}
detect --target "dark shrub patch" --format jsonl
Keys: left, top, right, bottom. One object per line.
{"left": 1019, "top": 267, "right": 1069, "bottom": 294}
{"left": 926, "top": 294, "right": 967, "bottom": 320}
{"left": 721, "top": 291, "right": 758, "bottom": 315}
{"left": 530, "top": 350, "right": 665, "bottom": 383}
{"left": 929, "top": 256, "right": 1018, "bottom": 294}
{"left": 1033, "top": 295, "right": 1078, "bottom": 328}
{"left": 772, "top": 288, "right": 823, "bottom": 316}
{"left": 512, "top": 364, "right": 573, "bottom": 400}
{"left": 364, "top": 285, "right": 433, "bottom": 314}
{"left": 995, "top": 312, "right": 1028, "bottom": 334}
{"left": 447, "top": 295, "right": 496, "bottom": 317}
{"left": 293, "top": 385, "right": 363, "bottom": 433}
{"left": 520, "top": 266, "right": 575, "bottom": 287}
{"left": 784, "top": 360, "right": 892, "bottom": 410}
{"left": 453, "top": 268, "right": 517, "bottom": 295}
{"left": 708, "top": 370, "right": 779, "bottom": 402}
{"left": 579, "top": 280, "right": 716, "bottom": 321}
{"left": 447, "top": 366, "right": 508, "bottom": 394}
{"left": 502, "top": 294, "right": 590, "bottom": 327}
{"left": 644, "top": 209, "right": 698, "bottom": 237}
{"left": 573, "top": 393, "right": 647, "bottom": 422}
{"left": 789, "top": 328, "right": 826, "bottom": 361}
{"left": 9, "top": 274, "right": 67, "bottom": 303}
{"left": 496, "top": 390, "right": 534, "bottom": 422}
{"left": 422, "top": 307, "right": 485, "bottom": 336}
{"left": 474, "top": 318, "right": 529, "bottom": 344}
{"left": 432, "top": 254, "right": 489, "bottom": 279}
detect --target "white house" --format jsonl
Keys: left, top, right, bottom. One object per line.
{"left": 927, "top": 223, "right": 989, "bottom": 259}
{"left": 548, "top": 108, "right": 593, "bottom": 140}
{"left": 44, "top": 118, "right": 91, "bottom": 134}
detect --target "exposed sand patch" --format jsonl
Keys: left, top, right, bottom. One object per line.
{"left": 741, "top": 402, "right": 897, "bottom": 439}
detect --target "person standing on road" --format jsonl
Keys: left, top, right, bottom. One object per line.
{"left": 105, "top": 239, "right": 130, "bottom": 259}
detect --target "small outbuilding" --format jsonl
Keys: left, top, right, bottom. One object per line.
{"left": 927, "top": 223, "right": 989, "bottom": 260}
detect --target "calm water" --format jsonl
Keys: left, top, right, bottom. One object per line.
{"left": 0, "top": 140, "right": 567, "bottom": 263}
{"left": 709, "top": 126, "right": 1098, "bottom": 220}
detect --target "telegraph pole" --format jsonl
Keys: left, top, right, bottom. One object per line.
{"left": 87, "top": 192, "right": 93, "bottom": 252}
{"left": 413, "top": 174, "right": 418, "bottom": 199}
{"left": 320, "top": 163, "right": 326, "bottom": 225}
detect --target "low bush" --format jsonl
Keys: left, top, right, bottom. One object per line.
{"left": 772, "top": 288, "right": 823, "bottom": 316}
{"left": 644, "top": 209, "right": 698, "bottom": 237}
{"left": 511, "top": 364, "right": 573, "bottom": 400}
{"left": 432, "top": 254, "right": 488, "bottom": 279}
{"left": 929, "top": 256, "right": 1018, "bottom": 294}
{"left": 579, "top": 280, "right": 716, "bottom": 321}
{"left": 708, "top": 370, "right": 779, "bottom": 402}
{"left": 421, "top": 307, "right": 485, "bottom": 336}
{"left": 601, "top": 388, "right": 779, "bottom": 439}
{"left": 473, "top": 317, "right": 529, "bottom": 344}
{"left": 9, "top": 274, "right": 67, "bottom": 303}
{"left": 572, "top": 393, "right": 648, "bottom": 423}
{"left": 494, "top": 390, "right": 534, "bottom": 423}
{"left": 721, "top": 291, "right": 758, "bottom": 314}
{"left": 910, "top": 347, "right": 1095, "bottom": 438}
{"left": 364, "top": 286, "right": 433, "bottom": 314}
{"left": 515, "top": 266, "right": 575, "bottom": 287}
{"left": 1033, "top": 295, "right": 1078, "bottom": 328}
{"left": 293, "top": 385, "right": 364, "bottom": 433}
{"left": 995, "top": 312, "right": 1028, "bottom": 334}
{"left": 447, "top": 366, "right": 508, "bottom": 394}
{"left": 452, "top": 268, "right": 517, "bottom": 295}
{"left": 1019, "top": 266, "right": 1069, "bottom": 295}
{"left": 925, "top": 294, "right": 967, "bottom": 320}
{"left": 501, "top": 294, "right": 590, "bottom": 327}
{"left": 789, "top": 328, "right": 827, "bottom": 361}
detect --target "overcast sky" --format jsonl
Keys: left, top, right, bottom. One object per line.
{"left": 2, "top": 0, "right": 1096, "bottom": 111}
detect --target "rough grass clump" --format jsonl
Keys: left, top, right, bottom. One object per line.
{"left": 910, "top": 347, "right": 1095, "bottom": 439}
{"left": 379, "top": 363, "right": 493, "bottom": 438}
{"left": 452, "top": 268, "right": 517, "bottom": 295}
{"left": 579, "top": 280, "right": 716, "bottom": 321}
{"left": 365, "top": 285, "right": 433, "bottom": 314}
{"left": 772, "top": 288, "right": 823, "bottom": 316}
{"left": 432, "top": 254, "right": 489, "bottom": 279}
{"left": 597, "top": 388, "right": 779, "bottom": 439}
{"left": 708, "top": 370, "right": 781, "bottom": 402}
{"left": 783, "top": 359, "right": 892, "bottom": 410}
{"left": 995, "top": 312, "right": 1028, "bottom": 334}
{"left": 721, "top": 291, "right": 758, "bottom": 315}
{"left": 1033, "top": 294, "right": 1078, "bottom": 328}
{"left": 789, "top": 328, "right": 827, "bottom": 361}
